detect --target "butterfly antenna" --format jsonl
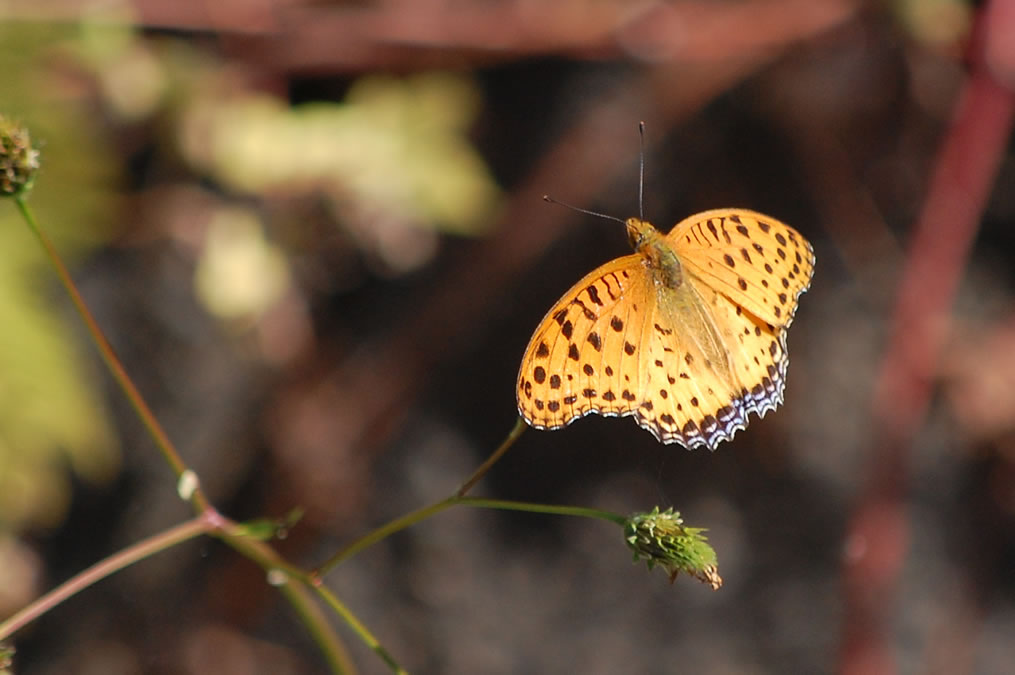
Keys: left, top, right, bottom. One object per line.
{"left": 638, "top": 121, "right": 646, "bottom": 221}
{"left": 542, "top": 195, "right": 626, "bottom": 225}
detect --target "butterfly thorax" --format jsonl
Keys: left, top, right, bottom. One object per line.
{"left": 626, "top": 218, "right": 734, "bottom": 387}
{"left": 625, "top": 217, "right": 682, "bottom": 289}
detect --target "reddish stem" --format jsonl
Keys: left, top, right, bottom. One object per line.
{"left": 839, "top": 3, "right": 1015, "bottom": 673}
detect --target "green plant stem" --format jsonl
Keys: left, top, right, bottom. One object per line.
{"left": 316, "top": 417, "right": 529, "bottom": 577}
{"left": 456, "top": 416, "right": 526, "bottom": 496}
{"left": 0, "top": 515, "right": 211, "bottom": 639}
{"left": 317, "top": 497, "right": 459, "bottom": 575}
{"left": 11, "top": 196, "right": 364, "bottom": 672}
{"left": 276, "top": 582, "right": 357, "bottom": 675}
{"left": 315, "top": 585, "right": 405, "bottom": 674}
{"left": 13, "top": 195, "right": 209, "bottom": 512}
{"left": 455, "top": 497, "right": 627, "bottom": 525}
{"left": 317, "top": 495, "right": 626, "bottom": 578}
{"left": 0, "top": 508, "right": 359, "bottom": 674}
{"left": 217, "top": 530, "right": 357, "bottom": 674}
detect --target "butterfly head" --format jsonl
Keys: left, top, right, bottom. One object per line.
{"left": 626, "top": 217, "right": 684, "bottom": 288}
{"left": 624, "top": 217, "right": 654, "bottom": 250}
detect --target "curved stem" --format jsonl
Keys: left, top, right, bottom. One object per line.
{"left": 316, "top": 497, "right": 458, "bottom": 576}
{"left": 317, "top": 418, "right": 528, "bottom": 576}
{"left": 315, "top": 494, "right": 626, "bottom": 578}
{"left": 13, "top": 196, "right": 209, "bottom": 513}
{"left": 456, "top": 416, "right": 526, "bottom": 496}
{"left": 8, "top": 197, "right": 368, "bottom": 673}
{"left": 315, "top": 584, "right": 405, "bottom": 674}
{"left": 216, "top": 529, "right": 357, "bottom": 674}
{"left": 276, "top": 582, "right": 357, "bottom": 675}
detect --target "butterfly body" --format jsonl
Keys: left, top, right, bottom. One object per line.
{"left": 516, "top": 208, "right": 814, "bottom": 450}
{"left": 626, "top": 216, "right": 734, "bottom": 377}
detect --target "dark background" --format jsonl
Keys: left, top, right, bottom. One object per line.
{"left": 1, "top": 1, "right": 1014, "bottom": 673}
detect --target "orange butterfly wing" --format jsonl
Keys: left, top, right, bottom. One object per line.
{"left": 516, "top": 209, "right": 814, "bottom": 449}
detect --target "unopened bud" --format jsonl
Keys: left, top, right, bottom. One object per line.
{"left": 624, "top": 507, "right": 722, "bottom": 590}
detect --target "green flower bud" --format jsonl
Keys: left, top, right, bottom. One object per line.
{"left": 0, "top": 117, "right": 40, "bottom": 197}
{"left": 624, "top": 506, "right": 722, "bottom": 590}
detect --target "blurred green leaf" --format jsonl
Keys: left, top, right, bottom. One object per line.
{"left": 0, "top": 23, "right": 124, "bottom": 530}
{"left": 179, "top": 71, "right": 502, "bottom": 237}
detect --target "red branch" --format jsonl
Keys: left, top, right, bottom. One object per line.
{"left": 839, "top": 2, "right": 1015, "bottom": 673}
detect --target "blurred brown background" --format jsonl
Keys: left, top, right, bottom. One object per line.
{"left": 2, "top": 0, "right": 1014, "bottom": 673}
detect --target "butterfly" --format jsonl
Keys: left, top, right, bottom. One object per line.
{"left": 516, "top": 207, "right": 814, "bottom": 449}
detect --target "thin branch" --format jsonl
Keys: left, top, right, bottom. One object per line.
{"left": 14, "top": 196, "right": 210, "bottom": 513}
{"left": 0, "top": 516, "right": 211, "bottom": 639}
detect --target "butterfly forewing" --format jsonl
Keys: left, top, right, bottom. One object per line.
{"left": 517, "top": 255, "right": 647, "bottom": 430}
{"left": 667, "top": 209, "right": 815, "bottom": 329}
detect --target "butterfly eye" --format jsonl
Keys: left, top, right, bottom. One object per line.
{"left": 625, "top": 218, "right": 648, "bottom": 250}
